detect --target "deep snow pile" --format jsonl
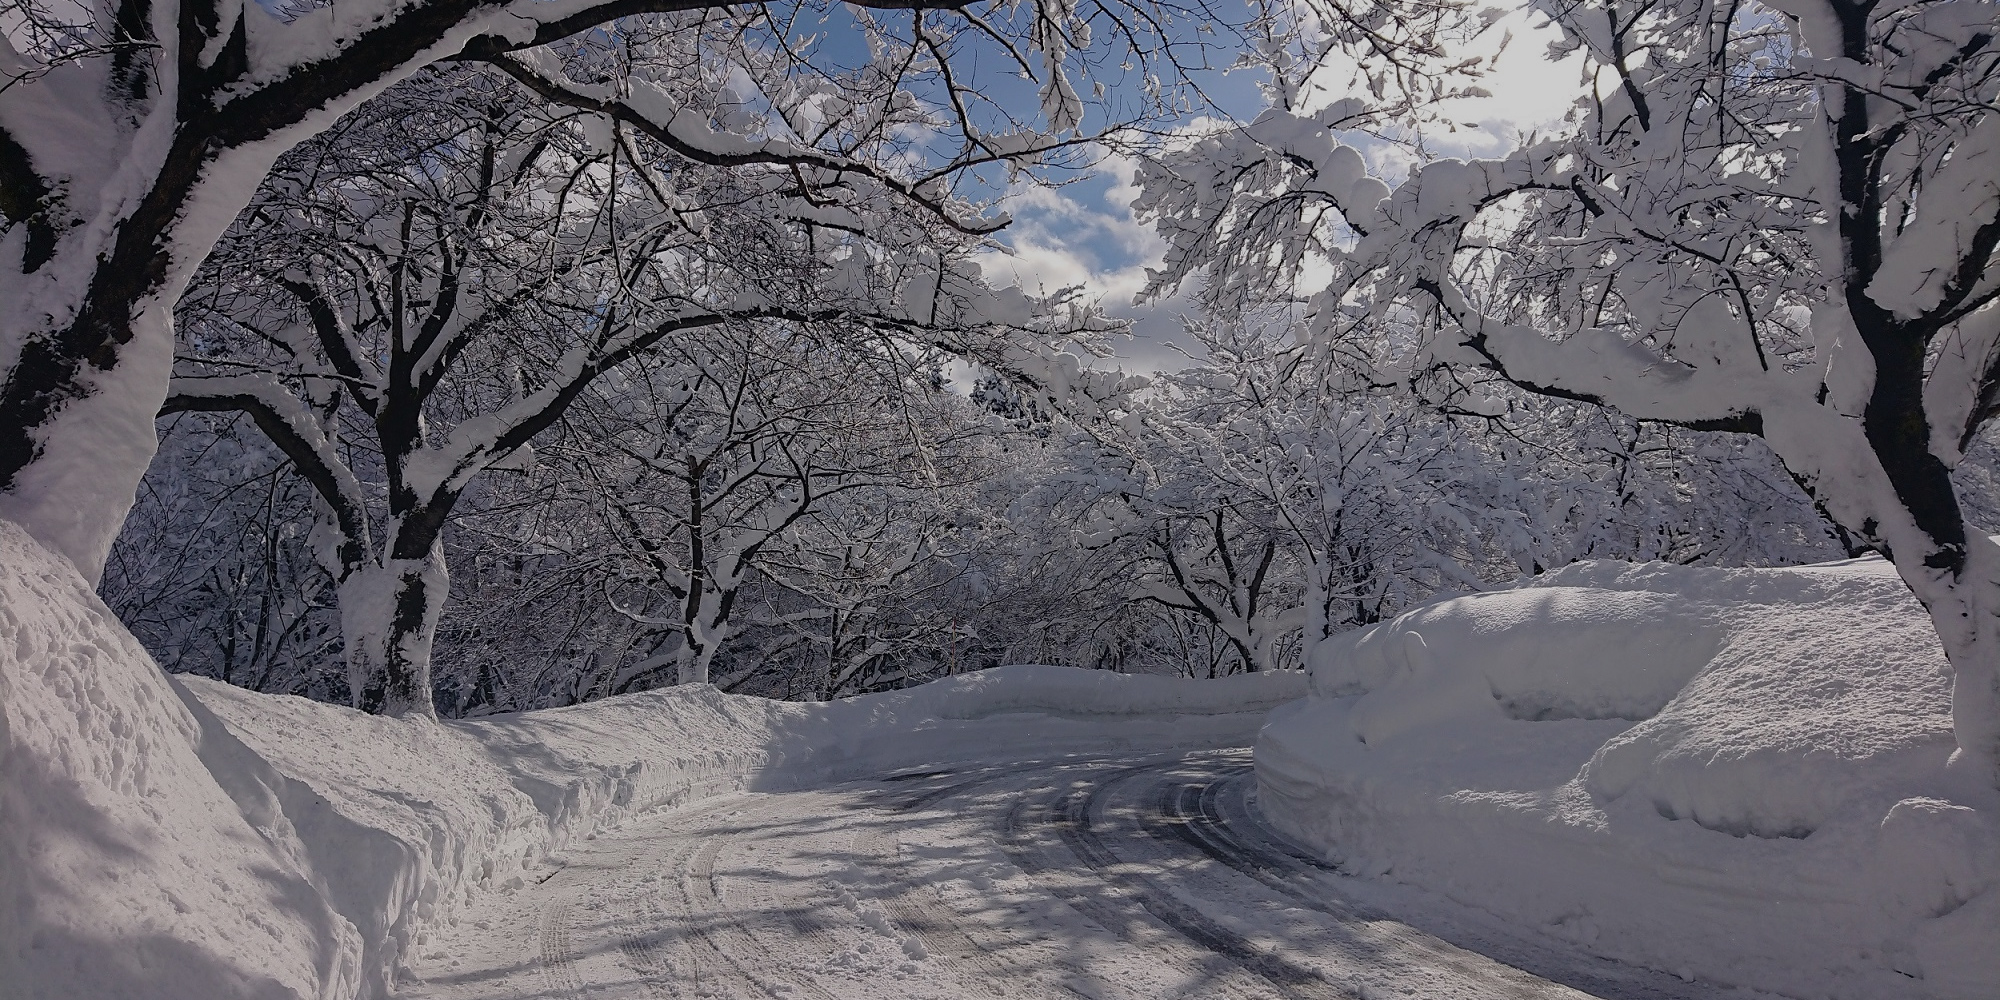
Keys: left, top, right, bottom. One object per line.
{"left": 1259, "top": 555, "right": 1999, "bottom": 1000}
{"left": 0, "top": 518, "right": 1300, "bottom": 999}
{"left": 0, "top": 521, "right": 362, "bottom": 1000}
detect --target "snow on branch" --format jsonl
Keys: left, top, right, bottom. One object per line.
{"left": 160, "top": 373, "right": 370, "bottom": 558}
{"left": 481, "top": 51, "right": 1013, "bottom": 236}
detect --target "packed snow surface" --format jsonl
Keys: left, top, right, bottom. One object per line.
{"left": 393, "top": 746, "right": 1707, "bottom": 1000}
{"left": 1261, "top": 554, "right": 2000, "bottom": 1000}
{"left": 179, "top": 657, "right": 1305, "bottom": 997}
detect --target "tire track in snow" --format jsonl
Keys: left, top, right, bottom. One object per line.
{"left": 612, "top": 838, "right": 697, "bottom": 998}
{"left": 611, "top": 897, "right": 676, "bottom": 999}
{"left": 996, "top": 767, "right": 1301, "bottom": 999}
{"left": 876, "top": 765, "right": 1242, "bottom": 999}
{"left": 423, "top": 750, "right": 1726, "bottom": 1000}
{"left": 1149, "top": 760, "right": 1711, "bottom": 1000}
{"left": 851, "top": 793, "right": 1071, "bottom": 1000}
{"left": 682, "top": 825, "right": 842, "bottom": 1000}
{"left": 538, "top": 901, "right": 584, "bottom": 997}
{"left": 1143, "top": 763, "right": 1557, "bottom": 998}
{"left": 1035, "top": 765, "right": 1356, "bottom": 998}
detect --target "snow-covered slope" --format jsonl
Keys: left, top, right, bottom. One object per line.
{"left": 0, "top": 518, "right": 1301, "bottom": 998}
{"left": 0, "top": 521, "right": 364, "bottom": 1000}
{"left": 1259, "top": 555, "right": 1999, "bottom": 1000}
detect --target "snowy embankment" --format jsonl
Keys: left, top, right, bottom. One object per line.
{"left": 183, "top": 659, "right": 1301, "bottom": 998}
{"left": 0, "top": 521, "right": 1300, "bottom": 1000}
{"left": 1259, "top": 555, "right": 1999, "bottom": 1000}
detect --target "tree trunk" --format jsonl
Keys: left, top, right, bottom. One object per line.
{"left": 0, "top": 135, "right": 301, "bottom": 581}
{"left": 673, "top": 643, "right": 707, "bottom": 686}
{"left": 0, "top": 273, "right": 178, "bottom": 583}
{"left": 674, "top": 620, "right": 726, "bottom": 686}
{"left": 336, "top": 549, "right": 448, "bottom": 719}
{"left": 1765, "top": 371, "right": 2000, "bottom": 784}
{"left": 1904, "top": 536, "right": 2000, "bottom": 781}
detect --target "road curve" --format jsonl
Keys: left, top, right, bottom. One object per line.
{"left": 403, "top": 748, "right": 1725, "bottom": 1000}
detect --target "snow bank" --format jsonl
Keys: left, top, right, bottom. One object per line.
{"left": 1260, "top": 555, "right": 1999, "bottom": 1000}
{"left": 0, "top": 521, "right": 363, "bottom": 1000}
{"left": 0, "top": 518, "right": 1301, "bottom": 998}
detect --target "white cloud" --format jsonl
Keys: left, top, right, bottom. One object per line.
{"left": 1293, "top": 7, "right": 1588, "bottom": 171}
{"left": 978, "top": 153, "right": 1162, "bottom": 301}
{"left": 1426, "top": 9, "right": 1591, "bottom": 156}
{"left": 974, "top": 151, "right": 1198, "bottom": 373}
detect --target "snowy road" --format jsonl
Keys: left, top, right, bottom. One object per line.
{"left": 402, "top": 746, "right": 1718, "bottom": 1000}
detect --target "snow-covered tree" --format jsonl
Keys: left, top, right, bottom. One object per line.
{"left": 99, "top": 411, "right": 342, "bottom": 698}
{"left": 884, "top": 417, "right": 1162, "bottom": 676}
{"left": 1135, "top": 0, "right": 2000, "bottom": 777}
{"left": 162, "top": 66, "right": 1117, "bottom": 716}
{"left": 1112, "top": 317, "right": 1537, "bottom": 672}
{"left": 1494, "top": 401, "right": 1854, "bottom": 569}
{"left": 0, "top": 0, "right": 1186, "bottom": 594}
{"left": 760, "top": 495, "right": 963, "bottom": 699}
{"left": 551, "top": 324, "right": 985, "bottom": 693}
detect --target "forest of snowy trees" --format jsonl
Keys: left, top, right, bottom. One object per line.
{"left": 107, "top": 241, "right": 1878, "bottom": 717}
{"left": 8, "top": 5, "right": 2000, "bottom": 997}
{"left": 79, "top": 58, "right": 1889, "bottom": 716}
{"left": 3, "top": 0, "right": 1997, "bottom": 772}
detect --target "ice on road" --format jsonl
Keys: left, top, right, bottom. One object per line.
{"left": 402, "top": 746, "right": 1709, "bottom": 1000}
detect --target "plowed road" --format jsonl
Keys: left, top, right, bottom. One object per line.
{"left": 403, "top": 744, "right": 1719, "bottom": 1000}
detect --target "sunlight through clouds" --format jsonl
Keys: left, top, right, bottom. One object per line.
{"left": 1406, "top": 6, "right": 1589, "bottom": 156}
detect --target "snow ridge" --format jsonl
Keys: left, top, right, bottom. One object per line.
{"left": 0, "top": 520, "right": 363, "bottom": 1000}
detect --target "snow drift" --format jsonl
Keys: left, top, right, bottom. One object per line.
{"left": 0, "top": 518, "right": 1299, "bottom": 998}
{"left": 1259, "top": 555, "right": 2000, "bottom": 1000}
{"left": 0, "top": 521, "right": 363, "bottom": 1000}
